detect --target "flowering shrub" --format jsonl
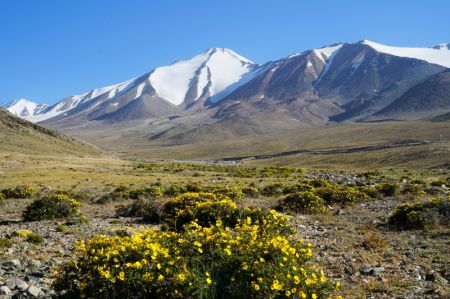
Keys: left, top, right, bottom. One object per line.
{"left": 22, "top": 194, "right": 81, "bottom": 221}
{"left": 162, "top": 192, "right": 240, "bottom": 231}
{"left": 388, "top": 198, "right": 449, "bottom": 230}
{"left": 261, "top": 183, "right": 286, "bottom": 196}
{"left": 275, "top": 192, "right": 327, "bottom": 214}
{"left": 211, "top": 186, "right": 244, "bottom": 201}
{"left": 401, "top": 184, "right": 426, "bottom": 196}
{"left": 1, "top": 185, "right": 36, "bottom": 199}
{"left": 314, "top": 186, "right": 369, "bottom": 205}
{"left": 54, "top": 211, "right": 339, "bottom": 298}
{"left": 376, "top": 183, "right": 399, "bottom": 197}
{"left": 129, "top": 186, "right": 164, "bottom": 200}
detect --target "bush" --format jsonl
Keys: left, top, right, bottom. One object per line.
{"left": 275, "top": 192, "right": 327, "bottom": 214}
{"left": 163, "top": 184, "right": 186, "bottom": 197}
{"left": 241, "top": 187, "right": 260, "bottom": 198}
{"left": 376, "top": 183, "right": 399, "bottom": 197}
{"left": 162, "top": 192, "right": 239, "bottom": 231}
{"left": 388, "top": 198, "right": 450, "bottom": 230}
{"left": 282, "top": 184, "right": 313, "bottom": 195}
{"left": 430, "top": 179, "right": 447, "bottom": 187}
{"left": 314, "top": 186, "right": 369, "bottom": 205}
{"left": 53, "top": 211, "right": 338, "bottom": 299}
{"left": 261, "top": 183, "right": 286, "bottom": 196}
{"left": 96, "top": 186, "right": 131, "bottom": 204}
{"left": 116, "top": 199, "right": 162, "bottom": 224}
{"left": 129, "top": 186, "right": 164, "bottom": 200}
{"left": 211, "top": 187, "right": 244, "bottom": 201}
{"left": 1, "top": 185, "right": 36, "bottom": 199}
{"left": 22, "top": 194, "right": 81, "bottom": 221}
{"left": 26, "top": 232, "right": 44, "bottom": 244}
{"left": 0, "top": 237, "right": 13, "bottom": 250}
{"left": 401, "top": 184, "right": 426, "bottom": 196}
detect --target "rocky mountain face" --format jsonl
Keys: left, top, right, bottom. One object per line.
{"left": 3, "top": 40, "right": 450, "bottom": 139}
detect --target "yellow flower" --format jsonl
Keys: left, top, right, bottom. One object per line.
{"left": 157, "top": 274, "right": 164, "bottom": 281}
{"left": 206, "top": 278, "right": 212, "bottom": 284}
{"left": 312, "top": 294, "right": 317, "bottom": 299}
{"left": 254, "top": 284, "right": 260, "bottom": 291}
{"left": 271, "top": 279, "right": 283, "bottom": 291}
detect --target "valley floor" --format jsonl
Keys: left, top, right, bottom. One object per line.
{"left": 0, "top": 154, "right": 449, "bottom": 298}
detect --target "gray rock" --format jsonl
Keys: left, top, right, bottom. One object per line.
{"left": 360, "top": 267, "right": 384, "bottom": 276}
{"left": 2, "top": 259, "right": 21, "bottom": 268}
{"left": 16, "top": 280, "right": 29, "bottom": 292}
{"left": 0, "top": 286, "right": 11, "bottom": 295}
{"left": 27, "top": 285, "right": 42, "bottom": 297}
{"left": 6, "top": 278, "right": 26, "bottom": 290}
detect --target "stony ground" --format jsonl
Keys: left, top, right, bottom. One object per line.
{"left": 1, "top": 194, "right": 449, "bottom": 299}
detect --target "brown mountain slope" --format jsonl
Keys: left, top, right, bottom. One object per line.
{"left": 0, "top": 108, "right": 102, "bottom": 156}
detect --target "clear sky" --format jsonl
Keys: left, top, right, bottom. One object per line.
{"left": 1, "top": 0, "right": 449, "bottom": 105}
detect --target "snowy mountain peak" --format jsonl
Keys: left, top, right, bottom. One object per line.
{"left": 362, "top": 40, "right": 450, "bottom": 68}
{"left": 149, "top": 48, "right": 256, "bottom": 105}
{"left": 312, "top": 43, "right": 344, "bottom": 62}
{"left": 1, "top": 98, "right": 49, "bottom": 118}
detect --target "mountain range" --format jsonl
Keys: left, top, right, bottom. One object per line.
{"left": 2, "top": 40, "right": 450, "bottom": 144}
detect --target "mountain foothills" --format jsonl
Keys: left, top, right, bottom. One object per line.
{"left": 0, "top": 108, "right": 101, "bottom": 156}
{"left": 2, "top": 40, "right": 450, "bottom": 146}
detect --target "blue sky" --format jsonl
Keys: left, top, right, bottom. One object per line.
{"left": 1, "top": 0, "right": 449, "bottom": 105}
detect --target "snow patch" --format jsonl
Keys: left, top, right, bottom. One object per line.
{"left": 363, "top": 40, "right": 450, "bottom": 68}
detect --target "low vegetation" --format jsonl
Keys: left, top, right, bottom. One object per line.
{"left": 22, "top": 194, "right": 81, "bottom": 221}
{"left": 54, "top": 209, "right": 339, "bottom": 299}
{"left": 388, "top": 197, "right": 450, "bottom": 230}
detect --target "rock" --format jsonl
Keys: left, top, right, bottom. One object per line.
{"left": 27, "top": 285, "right": 42, "bottom": 297}
{"left": 335, "top": 209, "right": 345, "bottom": 215}
{"left": 2, "top": 259, "right": 21, "bottom": 268}
{"left": 360, "top": 267, "right": 384, "bottom": 276}
{"left": 0, "top": 286, "right": 11, "bottom": 295}
{"left": 5, "top": 278, "right": 26, "bottom": 290}
{"left": 299, "top": 224, "right": 307, "bottom": 230}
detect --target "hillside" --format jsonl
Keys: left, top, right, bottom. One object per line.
{"left": 374, "top": 70, "right": 450, "bottom": 119}
{"left": 0, "top": 108, "right": 102, "bottom": 156}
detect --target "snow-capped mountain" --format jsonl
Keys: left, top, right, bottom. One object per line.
{"left": 1, "top": 99, "right": 48, "bottom": 118}
{"left": 5, "top": 40, "right": 450, "bottom": 130}
{"left": 18, "top": 48, "right": 256, "bottom": 124}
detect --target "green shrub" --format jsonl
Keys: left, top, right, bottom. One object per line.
{"left": 261, "top": 183, "right": 286, "bottom": 196}
{"left": 96, "top": 186, "right": 131, "bottom": 204}
{"left": 282, "top": 184, "right": 313, "bottom": 195}
{"left": 163, "top": 184, "right": 186, "bottom": 197}
{"left": 430, "top": 179, "right": 447, "bottom": 187}
{"left": 275, "top": 192, "right": 327, "bottom": 214}
{"left": 129, "top": 186, "right": 164, "bottom": 200}
{"left": 388, "top": 198, "right": 450, "bottom": 230}
{"left": 53, "top": 211, "right": 338, "bottom": 299}
{"left": 314, "top": 186, "right": 369, "bottom": 205}
{"left": 116, "top": 199, "right": 162, "bottom": 224}
{"left": 26, "top": 232, "right": 44, "bottom": 244}
{"left": 1, "top": 185, "right": 36, "bottom": 199}
{"left": 0, "top": 237, "right": 13, "bottom": 250}
{"left": 22, "top": 194, "right": 81, "bottom": 221}
{"left": 401, "top": 184, "right": 426, "bottom": 196}
{"left": 308, "top": 179, "right": 330, "bottom": 188}
{"left": 241, "top": 187, "right": 260, "bottom": 198}
{"left": 376, "top": 183, "right": 399, "bottom": 197}
{"left": 56, "top": 224, "right": 69, "bottom": 232}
